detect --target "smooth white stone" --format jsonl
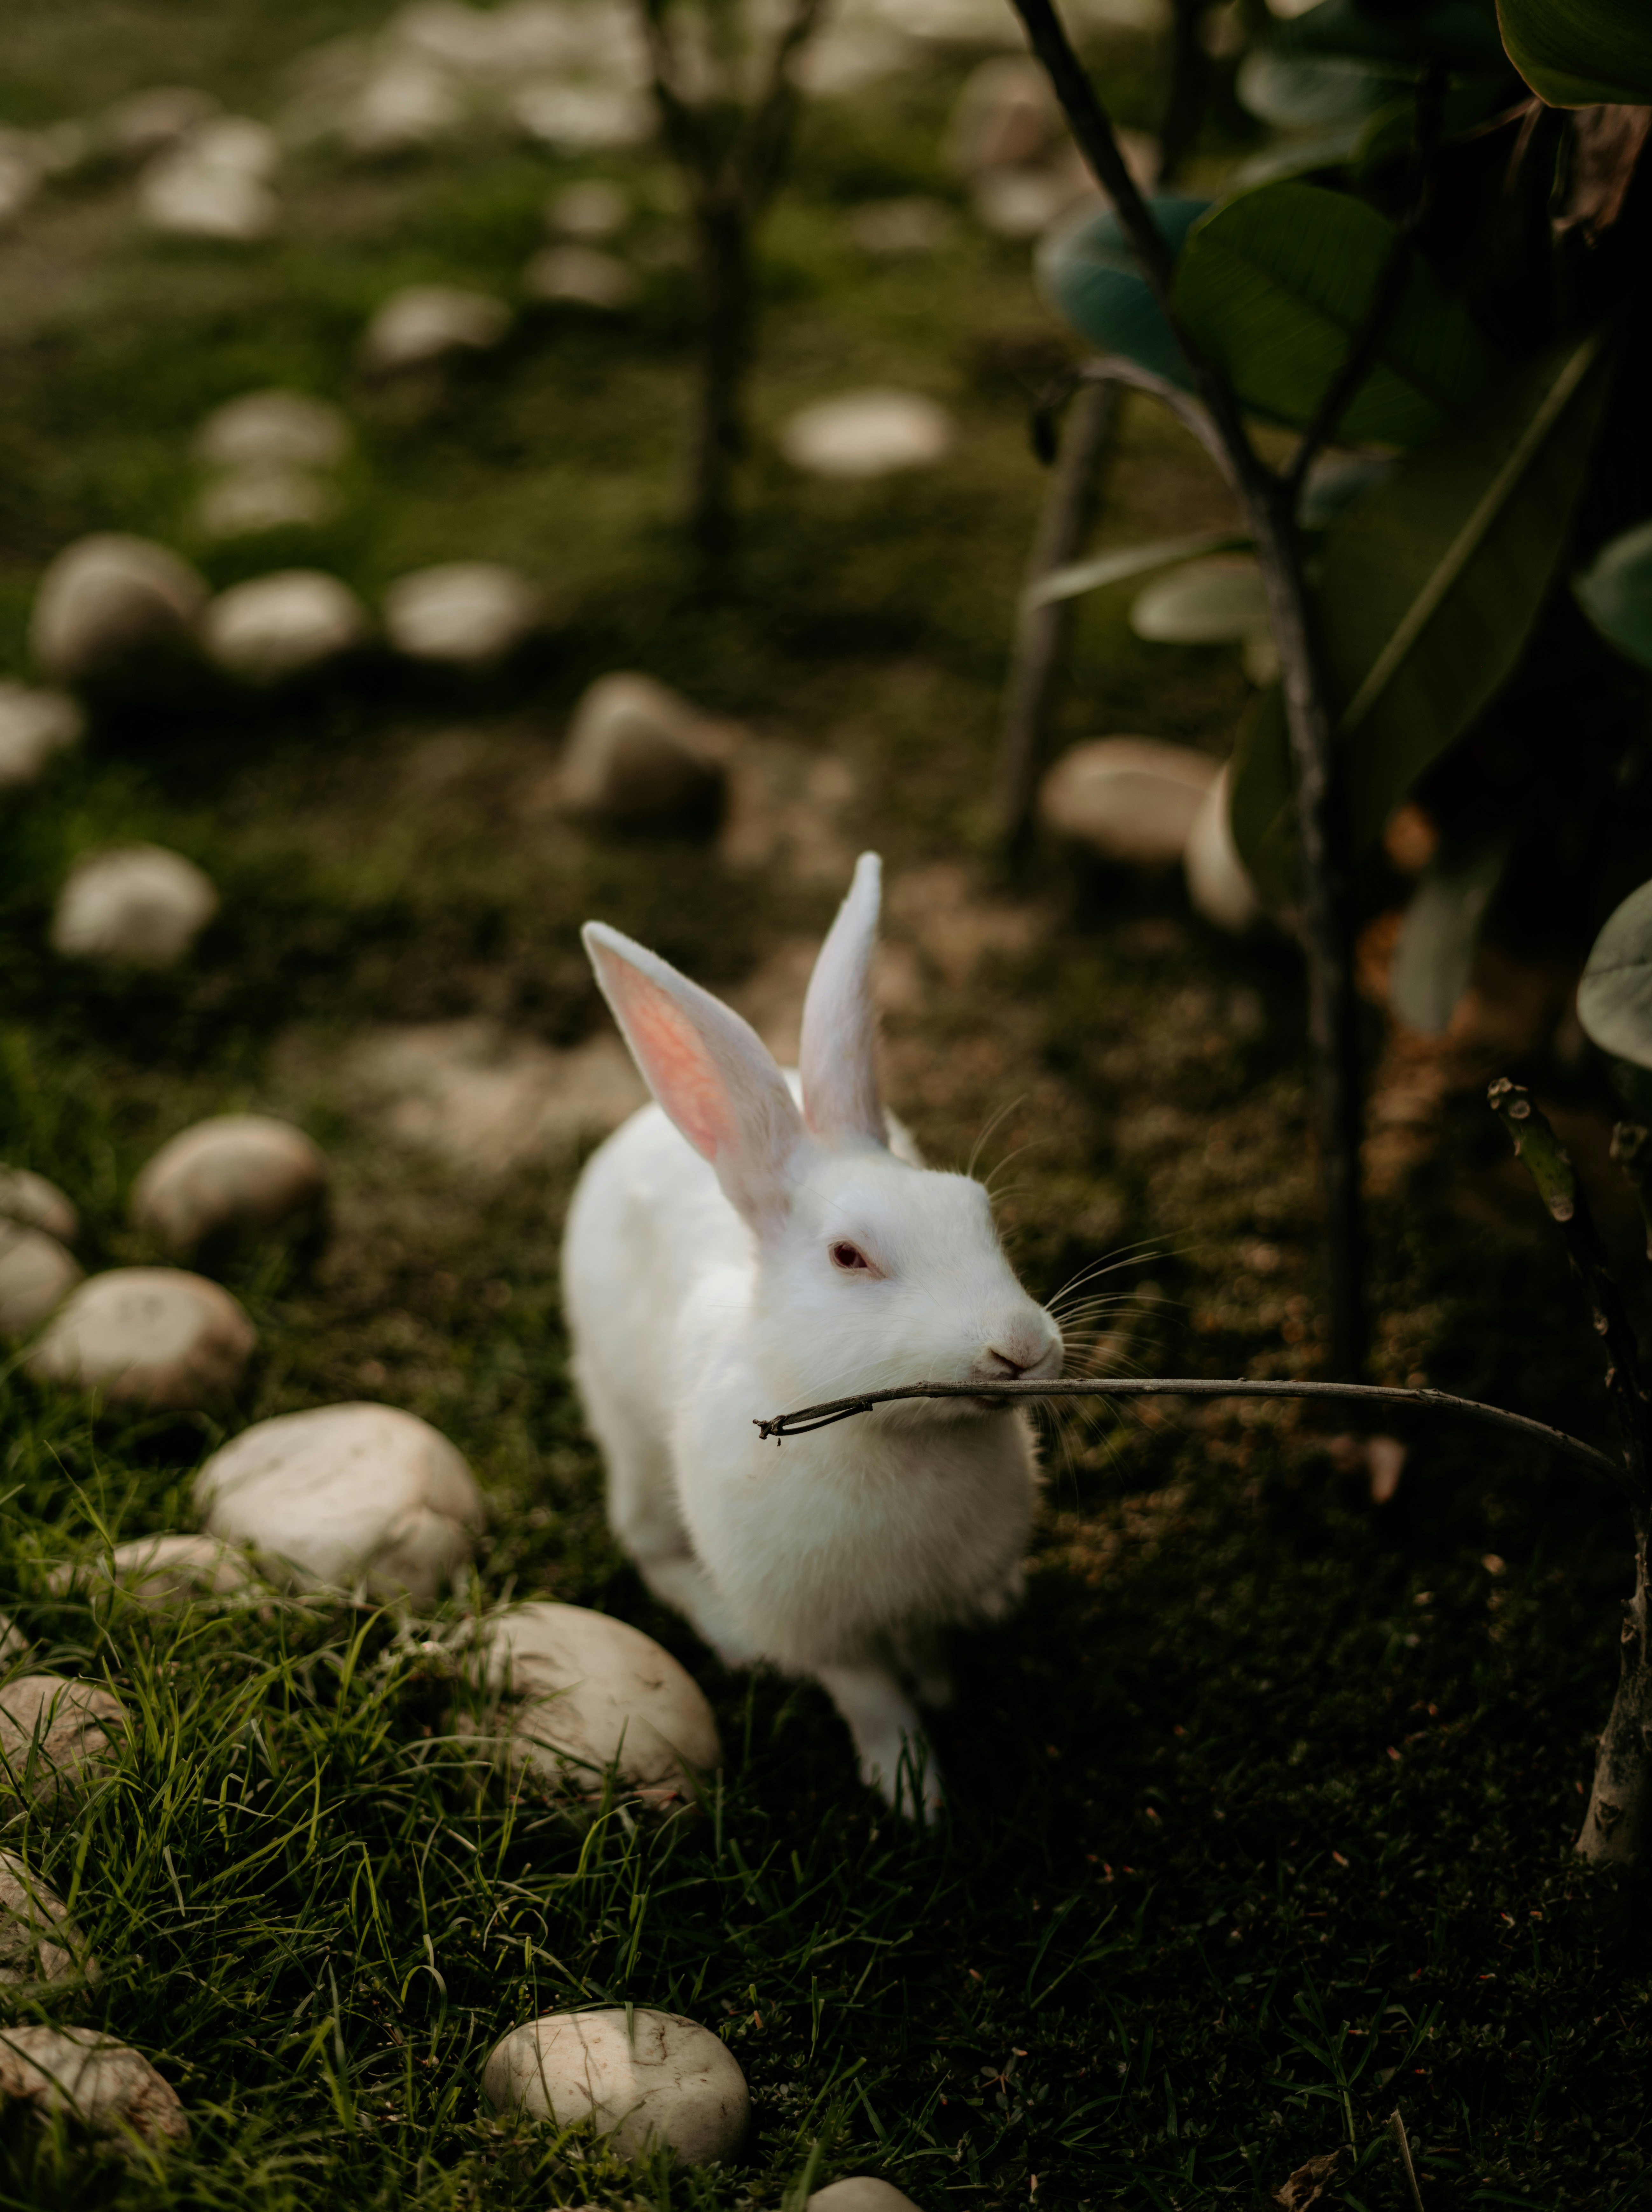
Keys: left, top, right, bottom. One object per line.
{"left": 361, "top": 285, "right": 512, "bottom": 372}
{"left": 1183, "top": 763, "right": 1265, "bottom": 933}
{"left": 477, "top": 1601, "right": 722, "bottom": 1807}
{"left": 192, "top": 468, "right": 338, "bottom": 540}
{"left": 0, "top": 1616, "right": 27, "bottom": 1666}
{"left": 779, "top": 390, "right": 954, "bottom": 480}
{"left": 28, "top": 1269, "right": 255, "bottom": 1409}
{"left": 0, "top": 1675, "right": 125, "bottom": 1806}
{"left": 194, "top": 389, "right": 352, "bottom": 472}
{"left": 546, "top": 179, "right": 627, "bottom": 240}
{"left": 0, "top": 2026, "right": 188, "bottom": 2148}
{"left": 0, "top": 1853, "right": 97, "bottom": 1986}
{"left": 0, "top": 144, "right": 41, "bottom": 232}
{"left": 0, "top": 683, "right": 84, "bottom": 788}
{"left": 106, "top": 86, "right": 220, "bottom": 161}
{"left": 0, "top": 1168, "right": 78, "bottom": 1244}
{"left": 138, "top": 124, "right": 279, "bottom": 240}
{"left": 0, "top": 1228, "right": 82, "bottom": 1339}
{"left": 383, "top": 563, "right": 543, "bottom": 666}
{"left": 131, "top": 1114, "right": 330, "bottom": 1255}
{"left": 194, "top": 1402, "right": 483, "bottom": 1603}
{"left": 395, "top": 0, "right": 587, "bottom": 80}
{"left": 947, "top": 56, "right": 1063, "bottom": 177}
{"left": 1130, "top": 556, "right": 1270, "bottom": 645}
{"left": 847, "top": 197, "right": 953, "bottom": 255}
{"left": 201, "top": 571, "right": 370, "bottom": 682}
{"left": 52, "top": 846, "right": 218, "bottom": 967}
{"left": 342, "top": 1022, "right": 645, "bottom": 1171}
{"left": 49, "top": 1533, "right": 258, "bottom": 1610}
{"left": 558, "top": 672, "right": 735, "bottom": 825}
{"left": 523, "top": 244, "right": 636, "bottom": 308}
{"left": 1038, "top": 737, "right": 1218, "bottom": 866}
{"left": 481, "top": 2009, "right": 748, "bottom": 2164}
{"left": 344, "top": 57, "right": 465, "bottom": 154}
{"left": 510, "top": 81, "right": 652, "bottom": 152}
{"left": 794, "top": 24, "right": 913, "bottom": 95}
{"left": 31, "top": 535, "right": 206, "bottom": 688}
{"left": 972, "top": 161, "right": 1096, "bottom": 239}
{"left": 810, "top": 2184, "right": 922, "bottom": 2212}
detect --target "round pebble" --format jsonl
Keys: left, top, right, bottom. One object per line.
{"left": 133, "top": 1113, "right": 329, "bottom": 1257}
{"left": 0, "top": 1853, "right": 97, "bottom": 1987}
{"left": 481, "top": 2008, "right": 749, "bottom": 2164}
{"left": 476, "top": 1601, "right": 722, "bottom": 1808}
{"left": 360, "top": 285, "right": 511, "bottom": 373}
{"left": 31, "top": 534, "right": 206, "bottom": 689}
{"left": 201, "top": 571, "right": 370, "bottom": 683}
{"left": 49, "top": 1533, "right": 258, "bottom": 1611}
{"left": 0, "top": 2027, "right": 188, "bottom": 2149}
{"left": 1183, "top": 764, "right": 1265, "bottom": 934}
{"left": 194, "top": 1401, "right": 483, "bottom": 1604}
{"left": 0, "top": 1167, "right": 78, "bottom": 1244}
{"left": 192, "top": 467, "right": 338, "bottom": 540}
{"left": 547, "top": 179, "right": 627, "bottom": 239}
{"left": 28, "top": 1268, "right": 256, "bottom": 1410}
{"left": 194, "top": 389, "right": 352, "bottom": 472}
{"left": 383, "top": 562, "right": 544, "bottom": 667}
{"left": 138, "top": 120, "right": 278, "bottom": 241}
{"left": 0, "top": 682, "right": 83, "bottom": 788}
{"left": 779, "top": 390, "right": 954, "bottom": 479}
{"left": 343, "top": 56, "right": 465, "bottom": 156}
{"left": 1038, "top": 737, "right": 1217, "bottom": 866}
{"left": 510, "top": 82, "right": 653, "bottom": 152}
{"left": 106, "top": 86, "right": 220, "bottom": 162}
{"left": 558, "top": 672, "right": 734, "bottom": 827}
{"left": 523, "top": 244, "right": 636, "bottom": 308}
{"left": 810, "top": 2184, "right": 922, "bottom": 2212}
{"left": 52, "top": 845, "right": 218, "bottom": 967}
{"left": 1130, "top": 557, "right": 1270, "bottom": 645}
{"left": 0, "top": 1227, "right": 83, "bottom": 1339}
{"left": 0, "top": 1675, "right": 125, "bottom": 1806}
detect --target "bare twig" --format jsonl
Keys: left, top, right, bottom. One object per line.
{"left": 1389, "top": 2110, "right": 1426, "bottom": 2212}
{"left": 1008, "top": 0, "right": 1366, "bottom": 1379}
{"left": 996, "top": 379, "right": 1118, "bottom": 850}
{"left": 751, "top": 1374, "right": 1622, "bottom": 1479}
{"left": 1610, "top": 1122, "right": 1652, "bottom": 1263}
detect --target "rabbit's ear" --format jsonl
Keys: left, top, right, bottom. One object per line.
{"left": 800, "top": 851, "right": 885, "bottom": 1147}
{"left": 583, "top": 922, "right": 805, "bottom": 1235}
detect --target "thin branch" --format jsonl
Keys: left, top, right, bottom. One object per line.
{"left": 737, "top": 0, "right": 827, "bottom": 218}
{"left": 751, "top": 1375, "right": 1622, "bottom": 1481}
{"left": 1489, "top": 1079, "right": 1652, "bottom": 1518}
{"left": 1283, "top": 64, "right": 1446, "bottom": 509}
{"left": 1070, "top": 359, "right": 1237, "bottom": 487}
{"left": 1389, "top": 2111, "right": 1427, "bottom": 2212}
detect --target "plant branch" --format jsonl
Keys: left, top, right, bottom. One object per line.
{"left": 751, "top": 1374, "right": 1621, "bottom": 1479}
{"left": 1069, "top": 359, "right": 1237, "bottom": 486}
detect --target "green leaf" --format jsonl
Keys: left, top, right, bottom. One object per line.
{"left": 1036, "top": 198, "right": 1211, "bottom": 390}
{"left": 1226, "top": 683, "right": 1297, "bottom": 911}
{"left": 1173, "top": 181, "right": 1499, "bottom": 448}
{"left": 1024, "top": 529, "right": 1251, "bottom": 614}
{"left": 1580, "top": 878, "right": 1652, "bottom": 1069}
{"left": 1319, "top": 329, "right": 1615, "bottom": 848}
{"left": 1496, "top": 0, "right": 1652, "bottom": 107}
{"left": 1352, "top": 79, "right": 1513, "bottom": 179}
{"left": 1236, "top": 52, "right": 1407, "bottom": 131}
{"left": 1231, "top": 122, "right": 1370, "bottom": 192}
{"left": 1299, "top": 451, "right": 1395, "bottom": 529}
{"left": 1574, "top": 516, "right": 1652, "bottom": 672}
{"left": 1130, "top": 559, "right": 1270, "bottom": 645}
{"left": 1390, "top": 834, "right": 1513, "bottom": 1034}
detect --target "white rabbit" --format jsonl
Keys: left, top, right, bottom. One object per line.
{"left": 562, "top": 852, "right": 1062, "bottom": 1811}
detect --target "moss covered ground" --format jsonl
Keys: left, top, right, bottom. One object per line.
{"left": 1, "top": 3, "right": 1649, "bottom": 2207}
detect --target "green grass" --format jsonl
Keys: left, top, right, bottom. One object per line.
{"left": 1, "top": 3, "right": 1650, "bottom": 2207}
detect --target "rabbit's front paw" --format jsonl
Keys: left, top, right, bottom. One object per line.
{"left": 860, "top": 1729, "right": 945, "bottom": 1818}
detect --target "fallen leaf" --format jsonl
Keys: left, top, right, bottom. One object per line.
{"left": 1269, "top": 2146, "right": 1348, "bottom": 2210}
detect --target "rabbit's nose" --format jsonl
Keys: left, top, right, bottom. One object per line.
{"left": 985, "top": 1347, "right": 1034, "bottom": 1378}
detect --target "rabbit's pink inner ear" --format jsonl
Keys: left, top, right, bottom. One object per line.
{"left": 598, "top": 958, "right": 730, "bottom": 1164}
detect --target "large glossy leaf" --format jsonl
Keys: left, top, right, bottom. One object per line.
{"left": 1281, "top": 0, "right": 1509, "bottom": 72}
{"left": 1130, "top": 559, "right": 1269, "bottom": 644}
{"left": 1318, "top": 329, "right": 1615, "bottom": 848}
{"left": 1496, "top": 0, "right": 1652, "bottom": 107}
{"left": 1574, "top": 516, "right": 1652, "bottom": 671}
{"left": 1025, "top": 528, "right": 1250, "bottom": 613}
{"left": 1036, "top": 198, "right": 1211, "bottom": 391}
{"left": 1173, "top": 181, "right": 1498, "bottom": 447}
{"left": 1390, "top": 834, "right": 1513, "bottom": 1034}
{"left": 1579, "top": 878, "right": 1652, "bottom": 1069}
{"left": 1236, "top": 51, "right": 1406, "bottom": 130}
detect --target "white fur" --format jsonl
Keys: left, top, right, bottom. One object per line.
{"left": 562, "top": 852, "right": 1062, "bottom": 1812}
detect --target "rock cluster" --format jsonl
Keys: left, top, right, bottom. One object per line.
{"left": 138, "top": 115, "right": 279, "bottom": 241}
{"left": 201, "top": 571, "right": 371, "bottom": 683}
{"left": 361, "top": 285, "right": 512, "bottom": 373}
{"left": 50, "top": 1533, "right": 257, "bottom": 1612}
{"left": 52, "top": 847, "right": 218, "bottom": 967}
{"left": 0, "top": 1169, "right": 81, "bottom": 1339}
{"left": 384, "top": 563, "right": 544, "bottom": 667}
{"left": 474, "top": 1601, "right": 722, "bottom": 1809}
{"left": 194, "top": 1401, "right": 483, "bottom": 1603}
{"left": 0, "top": 1675, "right": 125, "bottom": 1806}
{"left": 31, "top": 536, "right": 206, "bottom": 692}
{"left": 28, "top": 1269, "right": 256, "bottom": 1410}
{"left": 779, "top": 391, "right": 955, "bottom": 480}
{"left": 192, "top": 388, "right": 353, "bottom": 542}
{"left": 558, "top": 672, "right": 735, "bottom": 827}
{"left": 481, "top": 2008, "right": 749, "bottom": 2164}
{"left": 0, "top": 1853, "right": 97, "bottom": 1987}
{"left": 0, "top": 682, "right": 83, "bottom": 788}
{"left": 1038, "top": 738, "right": 1267, "bottom": 932}
{"left": 0, "top": 2026, "right": 188, "bottom": 2149}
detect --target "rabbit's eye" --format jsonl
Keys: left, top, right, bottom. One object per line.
{"left": 829, "top": 1241, "right": 871, "bottom": 1272}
